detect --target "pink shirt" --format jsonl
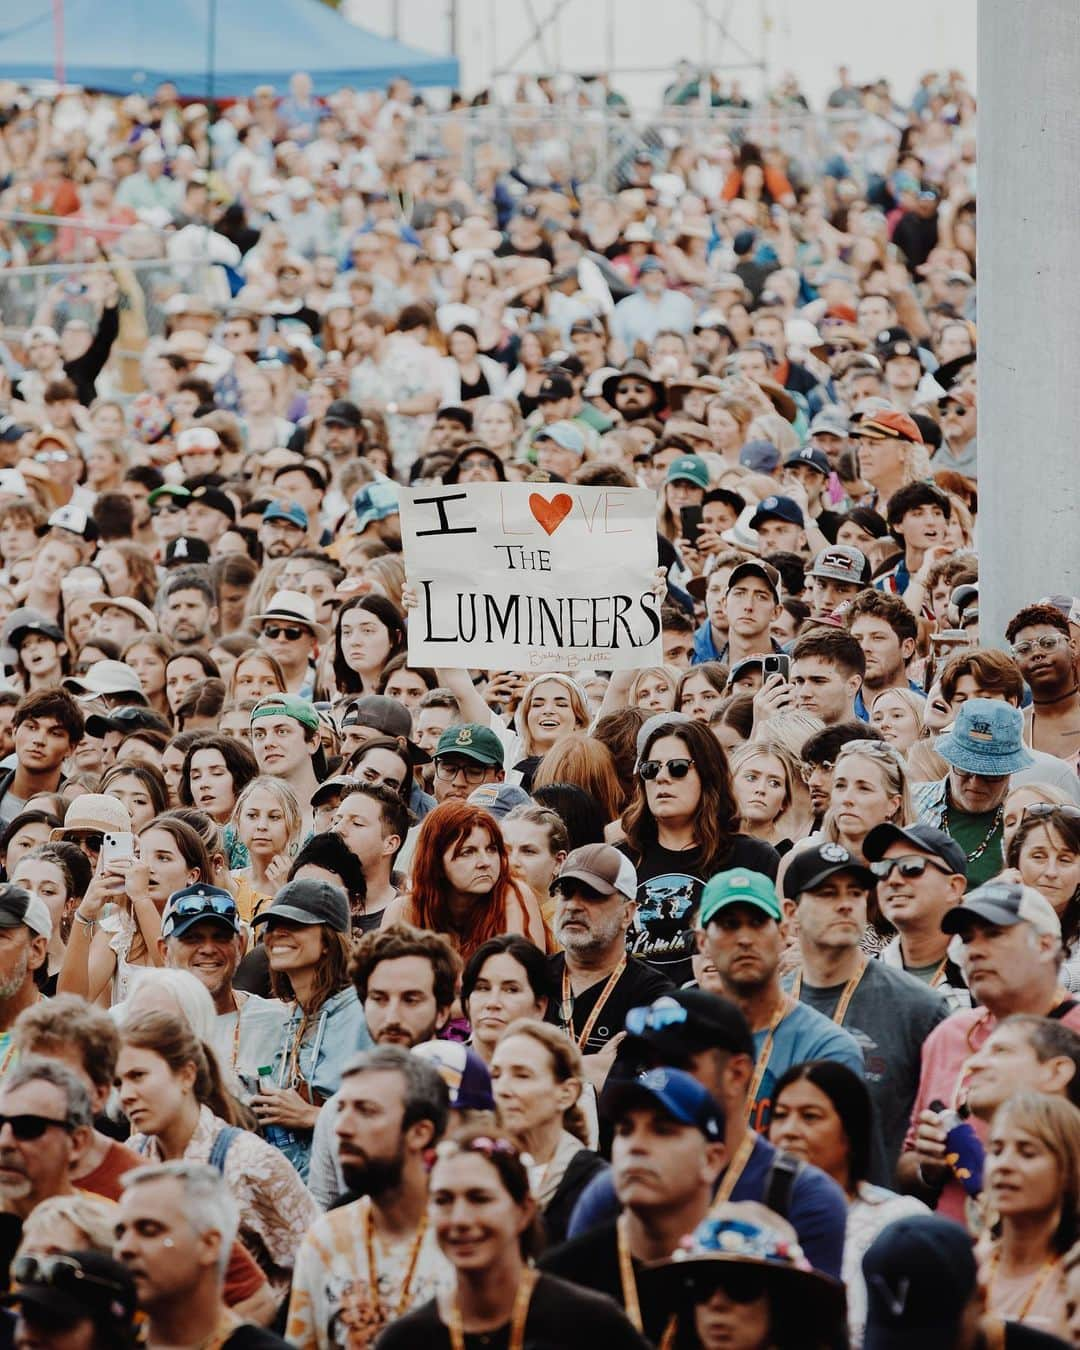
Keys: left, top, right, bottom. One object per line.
{"left": 903, "top": 999, "right": 1080, "bottom": 1224}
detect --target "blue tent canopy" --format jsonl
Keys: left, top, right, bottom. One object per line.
{"left": 0, "top": 0, "right": 458, "bottom": 97}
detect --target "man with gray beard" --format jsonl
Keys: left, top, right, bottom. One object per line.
{"left": 0, "top": 885, "right": 53, "bottom": 1093}
{"left": 543, "top": 845, "right": 673, "bottom": 1090}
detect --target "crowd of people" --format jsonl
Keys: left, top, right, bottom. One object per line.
{"left": 0, "top": 50, "right": 1071, "bottom": 1350}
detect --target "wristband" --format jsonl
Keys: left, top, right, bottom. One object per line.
{"left": 74, "top": 911, "right": 97, "bottom": 933}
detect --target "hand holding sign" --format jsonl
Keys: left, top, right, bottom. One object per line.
{"left": 399, "top": 484, "right": 663, "bottom": 674}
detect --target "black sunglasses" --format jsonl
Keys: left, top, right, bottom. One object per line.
{"left": 870, "top": 855, "right": 954, "bottom": 882}
{"left": 262, "top": 624, "right": 306, "bottom": 642}
{"left": 12, "top": 1253, "right": 126, "bottom": 1299}
{"left": 639, "top": 757, "right": 695, "bottom": 781}
{"left": 702, "top": 1265, "right": 768, "bottom": 1304}
{"left": 67, "top": 831, "right": 104, "bottom": 853}
{"left": 0, "top": 1113, "right": 75, "bottom": 1141}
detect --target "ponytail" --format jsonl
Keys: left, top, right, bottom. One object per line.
{"left": 121, "top": 1010, "right": 240, "bottom": 1127}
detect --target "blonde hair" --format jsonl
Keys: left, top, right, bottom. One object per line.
{"left": 990, "top": 1092, "right": 1080, "bottom": 1252}
{"left": 730, "top": 740, "right": 799, "bottom": 821}
{"left": 747, "top": 411, "right": 799, "bottom": 455}
{"left": 755, "top": 711, "right": 824, "bottom": 761}
{"left": 869, "top": 687, "right": 926, "bottom": 737}
{"left": 822, "top": 739, "right": 915, "bottom": 844}
{"left": 231, "top": 775, "right": 303, "bottom": 858}
{"left": 20, "top": 1194, "right": 118, "bottom": 1256}
{"left": 628, "top": 664, "right": 682, "bottom": 713}
{"left": 514, "top": 675, "right": 591, "bottom": 758}
{"left": 497, "top": 1018, "right": 588, "bottom": 1144}
{"left": 364, "top": 554, "right": 405, "bottom": 611}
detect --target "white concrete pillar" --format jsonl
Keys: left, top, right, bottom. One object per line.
{"left": 979, "top": 0, "right": 1080, "bottom": 647}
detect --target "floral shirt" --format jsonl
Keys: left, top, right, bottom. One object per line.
{"left": 130, "top": 1104, "right": 318, "bottom": 1301}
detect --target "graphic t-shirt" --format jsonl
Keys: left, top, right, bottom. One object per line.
{"left": 625, "top": 836, "right": 780, "bottom": 984}
{"left": 543, "top": 953, "right": 674, "bottom": 1054}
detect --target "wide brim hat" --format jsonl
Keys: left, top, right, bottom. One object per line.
{"left": 640, "top": 1249, "right": 844, "bottom": 1330}
{"left": 601, "top": 359, "right": 667, "bottom": 409}
{"left": 665, "top": 375, "right": 726, "bottom": 413}
{"left": 502, "top": 257, "right": 554, "bottom": 301}
{"left": 249, "top": 589, "right": 329, "bottom": 644}
{"left": 86, "top": 595, "right": 157, "bottom": 633}
{"left": 756, "top": 378, "right": 798, "bottom": 423}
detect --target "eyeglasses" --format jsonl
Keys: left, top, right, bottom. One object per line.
{"left": 942, "top": 403, "right": 971, "bottom": 418}
{"left": 12, "top": 1253, "right": 128, "bottom": 1300}
{"left": 870, "top": 855, "right": 955, "bottom": 882}
{"left": 262, "top": 624, "right": 305, "bottom": 642}
{"left": 639, "top": 757, "right": 695, "bottom": 781}
{"left": 434, "top": 760, "right": 489, "bottom": 785}
{"left": 1011, "top": 635, "right": 1068, "bottom": 658}
{"left": 625, "top": 998, "right": 689, "bottom": 1037}
{"left": 0, "top": 1113, "right": 75, "bottom": 1141}
{"left": 1021, "top": 804, "right": 1080, "bottom": 826}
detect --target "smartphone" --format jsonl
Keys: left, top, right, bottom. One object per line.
{"left": 762, "top": 654, "right": 791, "bottom": 682}
{"left": 101, "top": 832, "right": 136, "bottom": 869}
{"left": 680, "top": 505, "right": 704, "bottom": 549}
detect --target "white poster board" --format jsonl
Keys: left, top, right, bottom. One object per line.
{"left": 399, "top": 483, "right": 663, "bottom": 673}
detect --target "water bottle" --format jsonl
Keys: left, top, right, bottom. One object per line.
{"left": 929, "top": 1099, "right": 984, "bottom": 1196}
{"left": 257, "top": 1065, "right": 294, "bottom": 1151}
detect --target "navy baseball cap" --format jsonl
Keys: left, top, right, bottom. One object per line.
{"left": 601, "top": 1066, "right": 725, "bottom": 1141}
{"left": 782, "top": 841, "right": 876, "bottom": 900}
{"left": 862, "top": 1215, "right": 976, "bottom": 1349}
{"left": 262, "top": 500, "right": 309, "bottom": 530}
{"left": 161, "top": 884, "right": 240, "bottom": 940}
{"left": 739, "top": 440, "right": 781, "bottom": 474}
{"left": 750, "top": 495, "right": 804, "bottom": 529}
{"left": 784, "top": 446, "right": 830, "bottom": 477}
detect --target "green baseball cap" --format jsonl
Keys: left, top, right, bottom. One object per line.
{"left": 434, "top": 723, "right": 504, "bottom": 767}
{"left": 699, "top": 869, "right": 782, "bottom": 927}
{"left": 249, "top": 693, "right": 320, "bottom": 733}
{"left": 147, "top": 484, "right": 192, "bottom": 507}
{"left": 666, "top": 455, "right": 710, "bottom": 490}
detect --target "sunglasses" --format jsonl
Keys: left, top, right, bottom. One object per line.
{"left": 870, "top": 854, "right": 954, "bottom": 882}
{"left": 262, "top": 624, "right": 305, "bottom": 642}
{"left": 625, "top": 999, "right": 688, "bottom": 1037}
{"left": 67, "top": 831, "right": 104, "bottom": 852}
{"left": 1011, "top": 635, "right": 1068, "bottom": 658}
{"left": 703, "top": 1266, "right": 768, "bottom": 1304}
{"left": 639, "top": 757, "right": 695, "bottom": 781}
{"left": 164, "top": 891, "right": 237, "bottom": 926}
{"left": 1021, "top": 804, "right": 1080, "bottom": 825}
{"left": 0, "top": 1113, "right": 75, "bottom": 1141}
{"left": 12, "top": 1254, "right": 127, "bottom": 1300}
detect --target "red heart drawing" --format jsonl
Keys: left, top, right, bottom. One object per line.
{"left": 529, "top": 492, "right": 574, "bottom": 536}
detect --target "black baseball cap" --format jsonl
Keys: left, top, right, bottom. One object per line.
{"left": 726, "top": 560, "right": 781, "bottom": 602}
{"left": 85, "top": 705, "right": 171, "bottom": 740}
{"left": 187, "top": 485, "right": 236, "bottom": 522}
{"left": 251, "top": 878, "right": 351, "bottom": 934}
{"left": 862, "top": 823, "right": 968, "bottom": 876}
{"left": 537, "top": 372, "right": 574, "bottom": 402}
{"left": 324, "top": 399, "right": 362, "bottom": 428}
{"left": 435, "top": 405, "right": 473, "bottom": 430}
{"left": 782, "top": 841, "right": 876, "bottom": 900}
{"left": 862, "top": 1215, "right": 975, "bottom": 1349}
{"left": 2, "top": 1251, "right": 139, "bottom": 1344}
{"left": 623, "top": 989, "right": 755, "bottom": 1061}
{"left": 165, "top": 535, "right": 212, "bottom": 566}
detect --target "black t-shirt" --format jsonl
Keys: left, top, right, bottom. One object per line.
{"left": 375, "top": 1272, "right": 650, "bottom": 1350}
{"left": 223, "top": 1327, "right": 292, "bottom": 1349}
{"left": 543, "top": 953, "right": 674, "bottom": 1054}
{"left": 540, "top": 1224, "right": 670, "bottom": 1346}
{"left": 623, "top": 836, "right": 780, "bottom": 984}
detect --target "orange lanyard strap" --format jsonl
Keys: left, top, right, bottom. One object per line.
{"left": 363, "top": 1198, "right": 429, "bottom": 1325}
{"left": 448, "top": 1267, "right": 537, "bottom": 1350}
{"left": 561, "top": 959, "right": 626, "bottom": 1051}
{"left": 617, "top": 1216, "right": 677, "bottom": 1350}
{"left": 746, "top": 996, "right": 791, "bottom": 1120}
{"left": 791, "top": 957, "right": 867, "bottom": 1026}
{"left": 711, "top": 1127, "right": 757, "bottom": 1210}
{"left": 986, "top": 1246, "right": 1063, "bottom": 1321}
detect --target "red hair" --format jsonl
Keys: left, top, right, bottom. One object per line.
{"left": 405, "top": 801, "right": 517, "bottom": 962}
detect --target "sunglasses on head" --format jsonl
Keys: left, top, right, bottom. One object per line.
{"left": 1021, "top": 804, "right": 1080, "bottom": 825}
{"left": 639, "top": 757, "right": 695, "bottom": 780}
{"left": 870, "top": 854, "right": 954, "bottom": 882}
{"left": 625, "top": 999, "right": 688, "bottom": 1037}
{"left": 0, "top": 1113, "right": 74, "bottom": 1141}
{"left": 165, "top": 891, "right": 237, "bottom": 926}
{"left": 262, "top": 624, "right": 305, "bottom": 642}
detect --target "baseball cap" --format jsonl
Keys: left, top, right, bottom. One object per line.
{"left": 188, "top": 485, "right": 236, "bottom": 522}
{"left": 262, "top": 500, "right": 308, "bottom": 530}
{"left": 810, "top": 545, "right": 870, "bottom": 586}
{"left": 534, "top": 420, "right": 585, "bottom": 456}
{"left": 536, "top": 373, "right": 574, "bottom": 403}
{"left": 0, "top": 883, "right": 51, "bottom": 941}
{"left": 434, "top": 723, "right": 504, "bottom": 767}
{"left": 249, "top": 692, "right": 320, "bottom": 733}
{"left": 353, "top": 478, "right": 400, "bottom": 531}
{"left": 324, "top": 399, "right": 362, "bottom": 428}
{"left": 161, "top": 884, "right": 240, "bottom": 940}
{"left": 412, "top": 1041, "right": 495, "bottom": 1111}
{"left": 666, "top": 456, "right": 709, "bottom": 490}
{"left": 41, "top": 504, "right": 97, "bottom": 541}
{"left": 749, "top": 495, "right": 804, "bottom": 530}
{"left": 809, "top": 407, "right": 851, "bottom": 439}
{"left": 941, "top": 880, "right": 1061, "bottom": 940}
{"left": 699, "top": 869, "right": 781, "bottom": 925}
{"left": 726, "top": 560, "right": 781, "bottom": 601}
{"left": 782, "top": 841, "right": 877, "bottom": 900}
{"left": 554, "top": 843, "right": 638, "bottom": 901}
{"left": 85, "top": 705, "right": 170, "bottom": 740}
{"left": 467, "top": 782, "right": 532, "bottom": 820}
{"left": 784, "top": 446, "right": 830, "bottom": 477}
{"left": 63, "top": 659, "right": 145, "bottom": 703}
{"left": 3, "top": 1251, "right": 139, "bottom": 1343}
{"left": 739, "top": 440, "right": 781, "bottom": 474}
{"left": 176, "top": 427, "right": 221, "bottom": 456}
{"left": 863, "top": 823, "right": 968, "bottom": 876}
{"left": 623, "top": 989, "right": 755, "bottom": 1060}
{"left": 601, "top": 1066, "right": 725, "bottom": 1141}
{"left": 852, "top": 410, "right": 924, "bottom": 445}
{"left": 861, "top": 1214, "right": 976, "bottom": 1350}
{"left": 251, "top": 878, "right": 351, "bottom": 934}
{"left": 2, "top": 608, "right": 63, "bottom": 648}
{"left": 165, "top": 535, "right": 211, "bottom": 566}
{"left": 148, "top": 484, "right": 192, "bottom": 508}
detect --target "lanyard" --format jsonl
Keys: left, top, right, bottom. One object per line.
{"left": 448, "top": 1267, "right": 536, "bottom": 1350}
{"left": 560, "top": 959, "right": 626, "bottom": 1051}
{"left": 746, "top": 996, "right": 791, "bottom": 1120}
{"left": 710, "top": 1128, "right": 757, "bottom": 1211}
{"left": 791, "top": 958, "right": 867, "bottom": 1026}
{"left": 617, "top": 1216, "right": 677, "bottom": 1350}
{"left": 363, "top": 1197, "right": 428, "bottom": 1326}
{"left": 986, "top": 1246, "right": 1063, "bottom": 1321}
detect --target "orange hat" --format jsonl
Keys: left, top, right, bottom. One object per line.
{"left": 853, "top": 409, "right": 923, "bottom": 445}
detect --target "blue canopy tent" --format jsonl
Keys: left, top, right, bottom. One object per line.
{"left": 0, "top": 0, "right": 458, "bottom": 97}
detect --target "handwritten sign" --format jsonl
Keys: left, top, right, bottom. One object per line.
{"left": 400, "top": 484, "right": 662, "bottom": 672}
